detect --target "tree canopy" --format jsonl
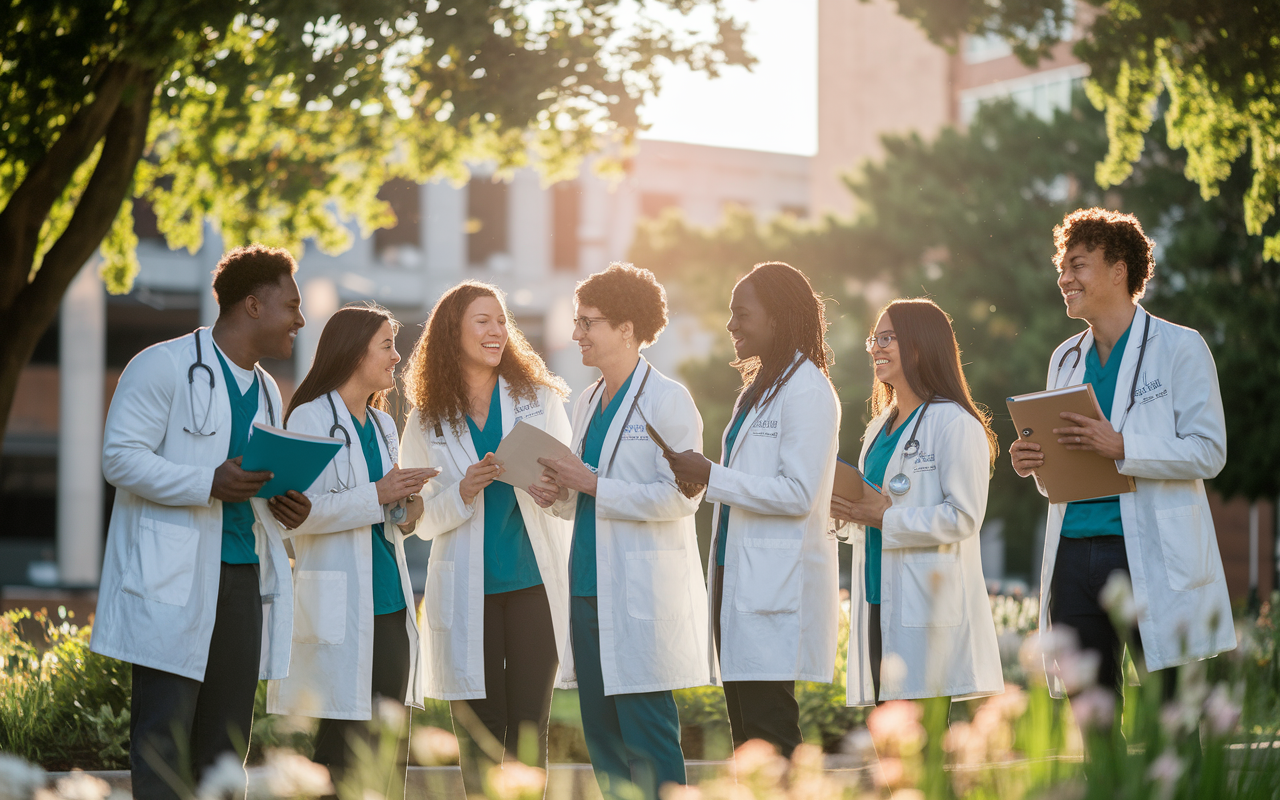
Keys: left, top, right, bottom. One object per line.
{"left": 0, "top": 0, "right": 749, "bottom": 440}
{"left": 877, "top": 0, "right": 1280, "bottom": 261}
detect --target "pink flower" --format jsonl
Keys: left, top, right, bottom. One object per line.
{"left": 1070, "top": 687, "right": 1116, "bottom": 731}
{"left": 867, "top": 701, "right": 926, "bottom": 757}
{"left": 411, "top": 726, "right": 460, "bottom": 766}
{"left": 1203, "top": 683, "right": 1243, "bottom": 737}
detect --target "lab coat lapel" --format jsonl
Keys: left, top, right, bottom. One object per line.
{"left": 571, "top": 379, "right": 606, "bottom": 455}
{"left": 598, "top": 358, "right": 648, "bottom": 478}
{"left": 190, "top": 328, "right": 233, "bottom": 450}
{"left": 725, "top": 352, "right": 802, "bottom": 469}
{"left": 328, "top": 391, "right": 371, "bottom": 487}
{"left": 498, "top": 376, "right": 517, "bottom": 437}
{"left": 1110, "top": 305, "right": 1155, "bottom": 433}
{"left": 1058, "top": 329, "right": 1092, "bottom": 390}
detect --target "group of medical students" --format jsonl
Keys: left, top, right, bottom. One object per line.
{"left": 90, "top": 206, "right": 1236, "bottom": 800}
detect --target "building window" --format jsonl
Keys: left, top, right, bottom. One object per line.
{"left": 133, "top": 198, "right": 163, "bottom": 241}
{"left": 468, "top": 178, "right": 509, "bottom": 268}
{"left": 639, "top": 192, "right": 679, "bottom": 219}
{"left": 374, "top": 178, "right": 422, "bottom": 267}
{"left": 551, "top": 182, "right": 580, "bottom": 273}
{"left": 958, "top": 64, "right": 1089, "bottom": 125}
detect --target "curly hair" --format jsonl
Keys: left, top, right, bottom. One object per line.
{"left": 868, "top": 299, "right": 997, "bottom": 466}
{"left": 733, "top": 262, "right": 833, "bottom": 410}
{"left": 285, "top": 304, "right": 400, "bottom": 425}
{"left": 404, "top": 280, "right": 569, "bottom": 435}
{"left": 211, "top": 244, "right": 297, "bottom": 312}
{"left": 1052, "top": 208, "right": 1155, "bottom": 299}
{"left": 574, "top": 262, "right": 668, "bottom": 346}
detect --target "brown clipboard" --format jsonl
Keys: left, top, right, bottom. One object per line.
{"left": 1006, "top": 383, "right": 1135, "bottom": 504}
{"left": 833, "top": 458, "right": 875, "bottom": 501}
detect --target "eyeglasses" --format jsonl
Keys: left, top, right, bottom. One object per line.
{"left": 865, "top": 333, "right": 897, "bottom": 352}
{"left": 573, "top": 316, "right": 611, "bottom": 332}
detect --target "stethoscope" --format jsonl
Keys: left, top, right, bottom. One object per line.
{"left": 183, "top": 328, "right": 275, "bottom": 436}
{"left": 578, "top": 362, "right": 654, "bottom": 477}
{"left": 321, "top": 392, "right": 405, "bottom": 521}
{"left": 883, "top": 397, "right": 934, "bottom": 496}
{"left": 1053, "top": 312, "right": 1152, "bottom": 417}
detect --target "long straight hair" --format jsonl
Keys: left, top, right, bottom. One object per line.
{"left": 285, "top": 304, "right": 400, "bottom": 425}
{"left": 732, "top": 261, "right": 833, "bottom": 411}
{"left": 869, "top": 299, "right": 997, "bottom": 465}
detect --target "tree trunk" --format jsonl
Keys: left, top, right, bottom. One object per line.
{"left": 0, "top": 64, "right": 155, "bottom": 444}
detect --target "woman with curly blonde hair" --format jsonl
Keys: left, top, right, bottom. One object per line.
{"left": 399, "top": 280, "right": 572, "bottom": 792}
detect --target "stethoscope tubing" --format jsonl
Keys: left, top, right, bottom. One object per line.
{"left": 184, "top": 328, "right": 275, "bottom": 436}
{"left": 1053, "top": 312, "right": 1152, "bottom": 420}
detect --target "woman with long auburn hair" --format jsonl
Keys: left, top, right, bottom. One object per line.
{"left": 398, "top": 280, "right": 572, "bottom": 793}
{"left": 832, "top": 298, "right": 1001, "bottom": 708}
{"left": 265, "top": 304, "right": 437, "bottom": 797}
{"left": 666, "top": 261, "right": 842, "bottom": 759}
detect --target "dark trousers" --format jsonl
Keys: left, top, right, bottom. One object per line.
{"left": 713, "top": 566, "right": 803, "bottom": 758}
{"left": 313, "top": 608, "right": 411, "bottom": 800}
{"left": 1050, "top": 536, "right": 1177, "bottom": 701}
{"left": 572, "top": 596, "right": 686, "bottom": 800}
{"left": 452, "top": 584, "right": 560, "bottom": 795}
{"left": 869, "top": 603, "right": 882, "bottom": 702}
{"left": 130, "top": 563, "right": 263, "bottom": 800}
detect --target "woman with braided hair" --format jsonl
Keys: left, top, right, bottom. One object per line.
{"left": 667, "top": 261, "right": 842, "bottom": 759}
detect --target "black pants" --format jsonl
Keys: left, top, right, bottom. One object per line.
{"left": 869, "top": 603, "right": 882, "bottom": 702}
{"left": 453, "top": 584, "right": 559, "bottom": 795}
{"left": 713, "top": 566, "right": 803, "bottom": 758}
{"left": 313, "top": 608, "right": 412, "bottom": 800}
{"left": 130, "top": 563, "right": 263, "bottom": 800}
{"left": 1050, "top": 536, "right": 1177, "bottom": 700}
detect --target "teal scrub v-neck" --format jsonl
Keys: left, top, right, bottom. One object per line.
{"left": 862, "top": 404, "right": 920, "bottom": 604}
{"left": 570, "top": 366, "right": 637, "bottom": 598}
{"left": 213, "top": 346, "right": 260, "bottom": 565}
{"left": 467, "top": 382, "right": 543, "bottom": 595}
{"left": 353, "top": 413, "right": 406, "bottom": 614}
{"left": 714, "top": 404, "right": 752, "bottom": 567}
{"left": 1060, "top": 319, "right": 1134, "bottom": 539}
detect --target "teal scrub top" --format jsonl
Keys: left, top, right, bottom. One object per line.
{"left": 1060, "top": 319, "right": 1134, "bottom": 539}
{"left": 862, "top": 404, "right": 920, "bottom": 604}
{"left": 467, "top": 383, "right": 543, "bottom": 595}
{"left": 714, "top": 404, "right": 752, "bottom": 567}
{"left": 353, "top": 413, "right": 407, "bottom": 615}
{"left": 570, "top": 366, "right": 637, "bottom": 598}
{"left": 214, "top": 346, "right": 260, "bottom": 566}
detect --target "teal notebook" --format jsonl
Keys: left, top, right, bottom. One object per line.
{"left": 242, "top": 423, "right": 344, "bottom": 498}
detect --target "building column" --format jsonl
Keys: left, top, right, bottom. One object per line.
{"left": 510, "top": 168, "right": 550, "bottom": 279}
{"left": 423, "top": 180, "right": 467, "bottom": 312}
{"left": 296, "top": 277, "right": 340, "bottom": 379}
{"left": 58, "top": 263, "right": 106, "bottom": 586}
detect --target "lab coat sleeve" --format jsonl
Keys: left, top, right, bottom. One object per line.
{"left": 1117, "top": 333, "right": 1227, "bottom": 481}
{"left": 401, "top": 409, "right": 476, "bottom": 541}
{"left": 880, "top": 414, "right": 991, "bottom": 549}
{"left": 282, "top": 405, "right": 384, "bottom": 538}
{"left": 102, "top": 345, "right": 217, "bottom": 507}
{"left": 594, "top": 387, "right": 704, "bottom": 523}
{"left": 704, "top": 379, "right": 839, "bottom": 516}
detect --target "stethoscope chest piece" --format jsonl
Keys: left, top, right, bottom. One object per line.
{"left": 885, "top": 398, "right": 933, "bottom": 497}
{"left": 887, "top": 472, "right": 912, "bottom": 496}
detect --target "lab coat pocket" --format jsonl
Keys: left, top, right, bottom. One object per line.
{"left": 1157, "top": 505, "right": 1213, "bottom": 591}
{"left": 294, "top": 571, "right": 347, "bottom": 645}
{"left": 624, "top": 550, "right": 688, "bottom": 621}
{"left": 901, "top": 551, "right": 962, "bottom": 628}
{"left": 734, "top": 538, "right": 802, "bottom": 615}
{"left": 122, "top": 517, "right": 200, "bottom": 606}
{"left": 425, "top": 561, "right": 455, "bottom": 631}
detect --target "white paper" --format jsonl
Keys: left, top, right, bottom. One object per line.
{"left": 492, "top": 421, "right": 576, "bottom": 493}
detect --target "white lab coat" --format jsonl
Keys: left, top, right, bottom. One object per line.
{"left": 1036, "top": 305, "right": 1236, "bottom": 688}
{"left": 400, "top": 380, "right": 574, "bottom": 701}
{"left": 551, "top": 358, "right": 713, "bottom": 695}
{"left": 706, "top": 355, "right": 842, "bottom": 684}
{"left": 91, "top": 329, "right": 293, "bottom": 682}
{"left": 264, "top": 393, "right": 422, "bottom": 719}
{"left": 844, "top": 400, "right": 1003, "bottom": 705}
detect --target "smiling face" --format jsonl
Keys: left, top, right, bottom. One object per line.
{"left": 573, "top": 303, "right": 631, "bottom": 369}
{"left": 351, "top": 320, "right": 400, "bottom": 394}
{"left": 458, "top": 295, "right": 508, "bottom": 372}
{"left": 870, "top": 311, "right": 906, "bottom": 390}
{"left": 1057, "top": 243, "right": 1130, "bottom": 322}
{"left": 250, "top": 274, "right": 305, "bottom": 360}
{"left": 726, "top": 278, "right": 774, "bottom": 361}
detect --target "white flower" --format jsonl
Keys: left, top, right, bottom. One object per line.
{"left": 0, "top": 754, "right": 46, "bottom": 800}
{"left": 1147, "top": 751, "right": 1184, "bottom": 800}
{"left": 1070, "top": 687, "right": 1116, "bottom": 731}
{"left": 376, "top": 698, "right": 407, "bottom": 730}
{"left": 255, "top": 750, "right": 331, "bottom": 799}
{"left": 485, "top": 762, "right": 545, "bottom": 800}
{"left": 197, "top": 753, "right": 247, "bottom": 800}
{"left": 410, "top": 726, "right": 460, "bottom": 766}
{"left": 1099, "top": 572, "right": 1139, "bottom": 628}
{"left": 1203, "top": 683, "right": 1243, "bottom": 737}
{"left": 52, "top": 773, "right": 109, "bottom": 800}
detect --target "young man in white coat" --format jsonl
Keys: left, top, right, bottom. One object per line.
{"left": 1010, "top": 208, "right": 1236, "bottom": 707}
{"left": 91, "top": 245, "right": 309, "bottom": 799}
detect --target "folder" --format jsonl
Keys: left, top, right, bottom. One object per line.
{"left": 492, "top": 421, "right": 576, "bottom": 493}
{"left": 833, "top": 458, "right": 881, "bottom": 502}
{"left": 242, "top": 423, "right": 344, "bottom": 498}
{"left": 1006, "top": 384, "right": 1135, "bottom": 504}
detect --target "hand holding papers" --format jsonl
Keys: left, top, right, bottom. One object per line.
{"left": 1006, "top": 384, "right": 1136, "bottom": 504}
{"left": 242, "top": 423, "right": 343, "bottom": 498}
{"left": 829, "top": 458, "right": 891, "bottom": 535}
{"left": 493, "top": 421, "right": 576, "bottom": 495}
{"left": 832, "top": 458, "right": 880, "bottom": 502}
{"left": 640, "top": 408, "right": 706, "bottom": 499}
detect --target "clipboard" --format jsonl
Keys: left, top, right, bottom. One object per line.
{"left": 1006, "top": 384, "right": 1135, "bottom": 504}
{"left": 833, "top": 458, "right": 881, "bottom": 502}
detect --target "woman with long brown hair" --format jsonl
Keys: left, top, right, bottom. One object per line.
{"left": 398, "top": 280, "right": 572, "bottom": 793}
{"left": 264, "top": 304, "right": 436, "bottom": 797}
{"left": 832, "top": 298, "right": 1002, "bottom": 707}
